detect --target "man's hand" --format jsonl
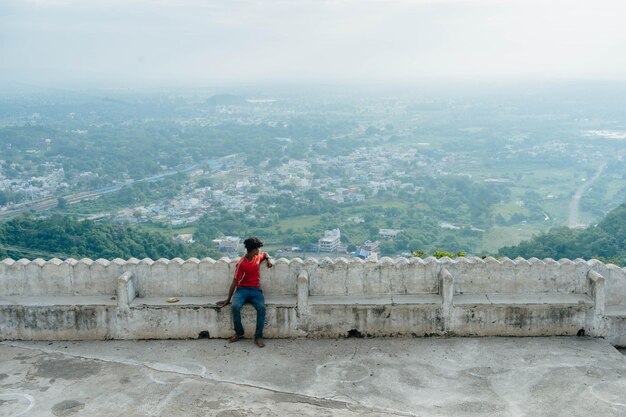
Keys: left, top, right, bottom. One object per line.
{"left": 216, "top": 300, "right": 230, "bottom": 307}
{"left": 266, "top": 260, "right": 273, "bottom": 268}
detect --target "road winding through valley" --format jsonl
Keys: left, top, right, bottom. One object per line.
{"left": 568, "top": 163, "right": 606, "bottom": 228}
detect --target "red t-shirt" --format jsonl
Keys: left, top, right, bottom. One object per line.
{"left": 233, "top": 252, "right": 268, "bottom": 288}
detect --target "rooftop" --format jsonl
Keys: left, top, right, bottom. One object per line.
{"left": 1, "top": 337, "right": 625, "bottom": 416}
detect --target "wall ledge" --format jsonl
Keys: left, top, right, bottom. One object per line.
{"left": 1, "top": 256, "right": 623, "bottom": 270}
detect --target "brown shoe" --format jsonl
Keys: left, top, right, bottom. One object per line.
{"left": 254, "top": 338, "right": 265, "bottom": 348}
{"left": 228, "top": 334, "right": 242, "bottom": 343}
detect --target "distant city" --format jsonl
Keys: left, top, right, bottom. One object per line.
{"left": 1, "top": 84, "right": 625, "bottom": 258}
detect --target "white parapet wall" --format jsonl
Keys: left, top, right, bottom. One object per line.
{"left": 0, "top": 256, "right": 625, "bottom": 345}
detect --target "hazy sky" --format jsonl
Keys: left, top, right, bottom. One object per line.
{"left": 1, "top": 0, "right": 626, "bottom": 87}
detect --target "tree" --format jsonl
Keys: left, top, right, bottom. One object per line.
{"left": 379, "top": 241, "right": 396, "bottom": 256}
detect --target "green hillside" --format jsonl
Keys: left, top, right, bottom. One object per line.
{"left": 0, "top": 215, "right": 219, "bottom": 260}
{"left": 498, "top": 201, "right": 626, "bottom": 266}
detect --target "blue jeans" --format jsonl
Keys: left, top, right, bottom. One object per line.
{"left": 232, "top": 287, "right": 266, "bottom": 339}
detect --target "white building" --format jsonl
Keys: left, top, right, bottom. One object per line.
{"left": 318, "top": 229, "right": 341, "bottom": 252}
{"left": 356, "top": 240, "right": 380, "bottom": 259}
{"left": 212, "top": 236, "right": 241, "bottom": 252}
{"left": 379, "top": 229, "right": 401, "bottom": 240}
{"left": 173, "top": 234, "right": 194, "bottom": 244}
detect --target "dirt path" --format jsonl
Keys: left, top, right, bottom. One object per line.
{"left": 568, "top": 163, "right": 606, "bottom": 228}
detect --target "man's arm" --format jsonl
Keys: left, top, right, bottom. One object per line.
{"left": 217, "top": 257, "right": 245, "bottom": 307}
{"left": 216, "top": 279, "right": 237, "bottom": 307}
{"left": 264, "top": 252, "right": 273, "bottom": 268}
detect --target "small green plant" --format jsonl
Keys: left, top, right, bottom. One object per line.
{"left": 411, "top": 249, "right": 467, "bottom": 259}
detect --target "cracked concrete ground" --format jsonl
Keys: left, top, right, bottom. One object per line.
{"left": 1, "top": 337, "right": 625, "bottom": 417}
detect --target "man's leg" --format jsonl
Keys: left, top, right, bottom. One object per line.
{"left": 230, "top": 289, "right": 247, "bottom": 341}
{"left": 249, "top": 289, "right": 266, "bottom": 346}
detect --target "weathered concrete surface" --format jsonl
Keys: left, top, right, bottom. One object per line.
{"left": 1, "top": 337, "right": 625, "bottom": 417}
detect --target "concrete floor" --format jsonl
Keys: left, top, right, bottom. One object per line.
{"left": 1, "top": 337, "right": 625, "bottom": 417}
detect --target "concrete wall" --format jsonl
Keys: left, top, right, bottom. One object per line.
{"left": 1, "top": 256, "right": 625, "bottom": 344}
{"left": 3, "top": 256, "right": 623, "bottom": 299}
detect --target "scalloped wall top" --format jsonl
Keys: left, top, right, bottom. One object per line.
{"left": 0, "top": 256, "right": 624, "bottom": 269}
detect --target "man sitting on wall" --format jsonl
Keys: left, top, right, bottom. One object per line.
{"left": 217, "top": 237, "right": 272, "bottom": 348}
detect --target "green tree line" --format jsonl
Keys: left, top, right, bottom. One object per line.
{"left": 0, "top": 215, "right": 220, "bottom": 260}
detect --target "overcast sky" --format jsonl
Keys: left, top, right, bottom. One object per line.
{"left": 1, "top": 0, "right": 626, "bottom": 87}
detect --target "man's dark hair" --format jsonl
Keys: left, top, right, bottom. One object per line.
{"left": 243, "top": 237, "right": 263, "bottom": 252}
